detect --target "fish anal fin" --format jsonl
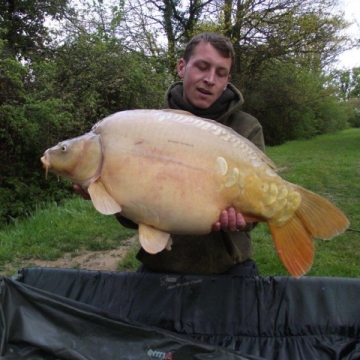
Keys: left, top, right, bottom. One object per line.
{"left": 88, "top": 181, "right": 122, "bottom": 215}
{"left": 296, "top": 186, "right": 349, "bottom": 239}
{"left": 139, "top": 223, "right": 171, "bottom": 254}
{"left": 269, "top": 216, "right": 315, "bottom": 278}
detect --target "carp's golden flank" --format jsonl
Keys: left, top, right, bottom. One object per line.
{"left": 41, "top": 109, "right": 349, "bottom": 277}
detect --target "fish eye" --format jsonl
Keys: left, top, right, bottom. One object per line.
{"left": 61, "top": 145, "right": 67, "bottom": 152}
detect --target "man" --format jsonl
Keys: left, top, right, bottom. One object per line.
{"left": 115, "top": 32, "right": 265, "bottom": 276}
{"left": 75, "top": 32, "right": 264, "bottom": 276}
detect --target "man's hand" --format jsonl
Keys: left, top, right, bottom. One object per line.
{"left": 73, "top": 184, "right": 91, "bottom": 200}
{"left": 212, "top": 207, "right": 246, "bottom": 232}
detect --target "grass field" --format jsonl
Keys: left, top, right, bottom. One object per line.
{"left": 1, "top": 128, "right": 359, "bottom": 277}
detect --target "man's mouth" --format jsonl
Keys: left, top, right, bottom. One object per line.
{"left": 197, "top": 88, "right": 212, "bottom": 95}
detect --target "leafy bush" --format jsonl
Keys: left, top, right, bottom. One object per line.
{"left": 349, "top": 110, "right": 360, "bottom": 128}
{"left": 243, "top": 61, "right": 349, "bottom": 145}
{"left": 0, "top": 36, "right": 170, "bottom": 226}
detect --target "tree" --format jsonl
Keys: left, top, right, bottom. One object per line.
{"left": 332, "top": 67, "right": 360, "bottom": 127}
{"left": 117, "top": 0, "right": 211, "bottom": 77}
{"left": 52, "top": 32, "right": 170, "bottom": 135}
{"left": 349, "top": 67, "right": 360, "bottom": 99}
{"left": 217, "top": 0, "right": 352, "bottom": 87}
{"left": 0, "top": 0, "right": 71, "bottom": 60}
{"left": 118, "top": 0, "right": 353, "bottom": 88}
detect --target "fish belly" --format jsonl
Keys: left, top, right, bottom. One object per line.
{"left": 95, "top": 110, "right": 292, "bottom": 233}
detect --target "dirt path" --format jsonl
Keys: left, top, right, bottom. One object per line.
{"left": 2, "top": 236, "right": 138, "bottom": 276}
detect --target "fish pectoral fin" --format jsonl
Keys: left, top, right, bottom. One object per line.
{"left": 138, "top": 223, "right": 171, "bottom": 254}
{"left": 269, "top": 215, "right": 315, "bottom": 278}
{"left": 88, "top": 181, "right": 122, "bottom": 215}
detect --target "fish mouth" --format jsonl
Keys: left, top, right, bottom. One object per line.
{"left": 40, "top": 155, "right": 52, "bottom": 179}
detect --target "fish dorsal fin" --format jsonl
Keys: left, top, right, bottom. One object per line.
{"left": 138, "top": 223, "right": 171, "bottom": 254}
{"left": 162, "top": 109, "right": 194, "bottom": 116}
{"left": 88, "top": 181, "right": 122, "bottom": 215}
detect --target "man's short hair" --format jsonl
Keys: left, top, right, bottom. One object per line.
{"left": 182, "top": 32, "right": 235, "bottom": 71}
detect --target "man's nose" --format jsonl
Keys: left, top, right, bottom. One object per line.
{"left": 204, "top": 69, "right": 215, "bottom": 85}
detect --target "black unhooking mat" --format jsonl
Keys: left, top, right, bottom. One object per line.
{"left": 1, "top": 268, "right": 360, "bottom": 360}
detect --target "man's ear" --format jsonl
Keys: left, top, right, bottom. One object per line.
{"left": 224, "top": 75, "right": 230, "bottom": 90}
{"left": 177, "top": 58, "right": 186, "bottom": 78}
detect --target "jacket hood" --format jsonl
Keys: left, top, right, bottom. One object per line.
{"left": 164, "top": 82, "right": 244, "bottom": 124}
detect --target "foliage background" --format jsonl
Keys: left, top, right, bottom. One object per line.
{"left": 0, "top": 0, "right": 359, "bottom": 226}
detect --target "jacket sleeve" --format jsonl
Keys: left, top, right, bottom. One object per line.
{"left": 247, "top": 124, "right": 265, "bottom": 153}
{"left": 229, "top": 111, "right": 265, "bottom": 153}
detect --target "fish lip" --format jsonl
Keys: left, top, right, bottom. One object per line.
{"left": 40, "top": 155, "right": 51, "bottom": 168}
{"left": 41, "top": 155, "right": 52, "bottom": 179}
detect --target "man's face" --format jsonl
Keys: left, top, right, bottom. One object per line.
{"left": 177, "top": 41, "right": 231, "bottom": 109}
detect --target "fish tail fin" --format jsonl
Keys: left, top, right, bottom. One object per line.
{"left": 295, "top": 186, "right": 349, "bottom": 239}
{"left": 269, "top": 215, "right": 315, "bottom": 278}
{"left": 269, "top": 186, "right": 349, "bottom": 278}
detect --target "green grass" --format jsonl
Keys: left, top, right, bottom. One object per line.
{"left": 118, "top": 244, "right": 142, "bottom": 271}
{"left": 0, "top": 198, "right": 136, "bottom": 275}
{"left": 1, "top": 128, "right": 359, "bottom": 278}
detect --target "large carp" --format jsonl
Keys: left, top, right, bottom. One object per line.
{"left": 41, "top": 109, "right": 349, "bottom": 277}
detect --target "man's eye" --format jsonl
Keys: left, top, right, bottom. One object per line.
{"left": 217, "top": 70, "right": 228, "bottom": 77}
{"left": 197, "top": 63, "right": 207, "bottom": 71}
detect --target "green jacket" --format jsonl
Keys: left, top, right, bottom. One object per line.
{"left": 131, "top": 82, "right": 265, "bottom": 275}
